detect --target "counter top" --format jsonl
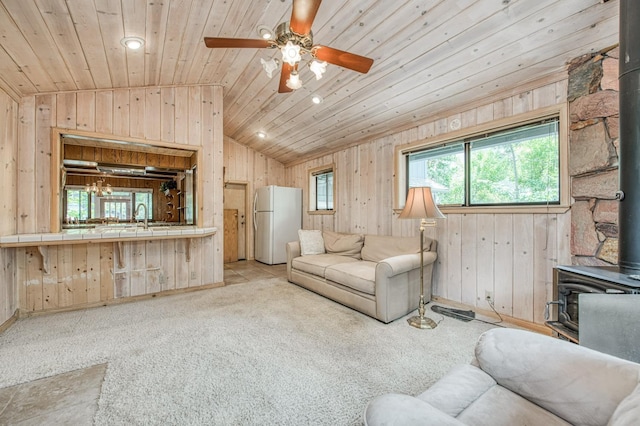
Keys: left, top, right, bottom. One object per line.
{"left": 0, "top": 226, "right": 217, "bottom": 247}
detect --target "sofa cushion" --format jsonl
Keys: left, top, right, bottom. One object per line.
{"left": 361, "top": 235, "right": 426, "bottom": 262}
{"left": 365, "top": 394, "right": 465, "bottom": 426}
{"left": 609, "top": 383, "right": 640, "bottom": 426}
{"left": 292, "top": 253, "right": 358, "bottom": 277}
{"left": 456, "top": 385, "right": 571, "bottom": 426}
{"left": 323, "top": 231, "right": 364, "bottom": 259}
{"left": 325, "top": 261, "right": 377, "bottom": 295}
{"left": 418, "top": 364, "right": 496, "bottom": 418}
{"left": 298, "top": 229, "right": 325, "bottom": 255}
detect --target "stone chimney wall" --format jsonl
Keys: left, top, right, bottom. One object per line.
{"left": 568, "top": 46, "right": 620, "bottom": 266}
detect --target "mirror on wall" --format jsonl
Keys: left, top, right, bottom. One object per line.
{"left": 55, "top": 131, "right": 199, "bottom": 230}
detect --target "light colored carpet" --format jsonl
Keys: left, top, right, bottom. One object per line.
{"left": 0, "top": 278, "right": 496, "bottom": 425}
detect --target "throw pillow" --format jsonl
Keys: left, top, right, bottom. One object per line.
{"left": 322, "top": 231, "right": 364, "bottom": 259}
{"left": 298, "top": 229, "right": 326, "bottom": 256}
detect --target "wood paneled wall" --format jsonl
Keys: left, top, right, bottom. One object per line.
{"left": 13, "top": 86, "right": 224, "bottom": 314}
{"left": 223, "top": 135, "right": 285, "bottom": 259}
{"left": 0, "top": 89, "right": 18, "bottom": 326}
{"left": 285, "top": 80, "right": 572, "bottom": 325}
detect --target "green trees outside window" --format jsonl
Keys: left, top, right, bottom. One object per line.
{"left": 316, "top": 170, "right": 334, "bottom": 210}
{"left": 408, "top": 119, "right": 559, "bottom": 206}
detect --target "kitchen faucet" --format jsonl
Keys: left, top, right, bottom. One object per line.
{"left": 134, "top": 203, "right": 148, "bottom": 229}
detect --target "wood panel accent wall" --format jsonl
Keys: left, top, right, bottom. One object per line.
{"left": 63, "top": 145, "right": 193, "bottom": 169}
{"left": 285, "top": 80, "right": 572, "bottom": 325}
{"left": 223, "top": 135, "right": 285, "bottom": 260}
{"left": 0, "top": 90, "right": 18, "bottom": 326}
{"left": 13, "top": 86, "right": 224, "bottom": 314}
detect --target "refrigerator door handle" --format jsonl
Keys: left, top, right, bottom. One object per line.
{"left": 253, "top": 191, "right": 258, "bottom": 231}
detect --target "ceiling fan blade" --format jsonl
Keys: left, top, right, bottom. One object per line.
{"left": 313, "top": 45, "right": 374, "bottom": 74}
{"left": 204, "top": 37, "right": 272, "bottom": 49}
{"left": 278, "top": 63, "right": 294, "bottom": 93}
{"left": 290, "top": 0, "right": 322, "bottom": 35}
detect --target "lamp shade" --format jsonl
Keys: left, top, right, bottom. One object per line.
{"left": 261, "top": 58, "right": 279, "bottom": 78}
{"left": 398, "top": 187, "right": 445, "bottom": 220}
{"left": 286, "top": 71, "right": 302, "bottom": 90}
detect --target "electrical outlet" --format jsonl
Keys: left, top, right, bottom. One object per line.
{"left": 485, "top": 290, "right": 494, "bottom": 303}
{"left": 190, "top": 271, "right": 196, "bottom": 280}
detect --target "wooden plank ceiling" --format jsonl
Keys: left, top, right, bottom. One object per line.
{"left": 0, "top": 0, "right": 619, "bottom": 165}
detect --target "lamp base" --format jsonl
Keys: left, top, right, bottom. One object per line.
{"left": 407, "top": 315, "right": 437, "bottom": 329}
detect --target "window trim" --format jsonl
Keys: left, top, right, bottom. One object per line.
{"left": 394, "top": 104, "right": 570, "bottom": 214}
{"left": 308, "top": 164, "right": 336, "bottom": 215}
{"left": 63, "top": 185, "right": 154, "bottom": 225}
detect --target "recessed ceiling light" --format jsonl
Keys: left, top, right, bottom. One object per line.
{"left": 311, "top": 94, "right": 323, "bottom": 105}
{"left": 256, "top": 131, "right": 267, "bottom": 139}
{"left": 256, "top": 25, "right": 273, "bottom": 40}
{"left": 120, "top": 36, "right": 145, "bottom": 50}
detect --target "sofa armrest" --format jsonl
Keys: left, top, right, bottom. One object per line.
{"left": 377, "top": 252, "right": 437, "bottom": 278}
{"left": 286, "top": 241, "right": 301, "bottom": 281}
{"left": 375, "top": 252, "right": 437, "bottom": 323}
{"left": 286, "top": 240, "right": 301, "bottom": 259}
{"left": 364, "top": 394, "right": 465, "bottom": 426}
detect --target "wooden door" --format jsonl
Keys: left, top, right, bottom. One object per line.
{"left": 224, "top": 209, "right": 238, "bottom": 263}
{"left": 223, "top": 183, "right": 247, "bottom": 260}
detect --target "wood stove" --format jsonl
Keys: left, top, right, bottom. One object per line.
{"left": 546, "top": 266, "right": 640, "bottom": 342}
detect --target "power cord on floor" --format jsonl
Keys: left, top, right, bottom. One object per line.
{"left": 481, "top": 298, "right": 504, "bottom": 326}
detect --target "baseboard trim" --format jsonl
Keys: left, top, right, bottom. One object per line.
{"left": 20, "top": 281, "right": 226, "bottom": 319}
{"left": 431, "top": 296, "right": 552, "bottom": 336}
{"left": 0, "top": 309, "right": 19, "bottom": 334}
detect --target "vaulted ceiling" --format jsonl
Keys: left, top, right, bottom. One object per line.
{"left": 0, "top": 0, "right": 619, "bottom": 165}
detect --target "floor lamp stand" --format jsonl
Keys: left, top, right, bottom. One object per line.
{"left": 407, "top": 219, "right": 437, "bottom": 329}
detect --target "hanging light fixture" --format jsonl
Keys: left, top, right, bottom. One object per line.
{"left": 309, "top": 60, "right": 327, "bottom": 80}
{"left": 261, "top": 58, "right": 280, "bottom": 78}
{"left": 286, "top": 70, "right": 303, "bottom": 90}
{"left": 85, "top": 177, "right": 113, "bottom": 197}
{"left": 258, "top": 22, "right": 333, "bottom": 90}
{"left": 281, "top": 41, "right": 302, "bottom": 67}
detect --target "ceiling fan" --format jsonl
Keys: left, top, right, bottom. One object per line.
{"left": 203, "top": 0, "right": 374, "bottom": 93}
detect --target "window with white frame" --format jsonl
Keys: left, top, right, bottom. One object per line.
{"left": 63, "top": 186, "right": 153, "bottom": 225}
{"left": 309, "top": 166, "right": 335, "bottom": 213}
{"left": 397, "top": 108, "right": 568, "bottom": 212}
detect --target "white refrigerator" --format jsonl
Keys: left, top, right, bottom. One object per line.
{"left": 253, "top": 185, "right": 302, "bottom": 265}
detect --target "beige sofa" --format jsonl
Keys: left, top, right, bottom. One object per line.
{"left": 286, "top": 230, "right": 437, "bottom": 323}
{"left": 365, "top": 328, "right": 640, "bottom": 426}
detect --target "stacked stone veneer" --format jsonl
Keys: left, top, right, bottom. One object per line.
{"left": 569, "top": 47, "right": 620, "bottom": 266}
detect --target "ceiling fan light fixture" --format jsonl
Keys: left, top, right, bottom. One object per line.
{"left": 120, "top": 36, "right": 145, "bottom": 50}
{"left": 281, "top": 41, "right": 302, "bottom": 66}
{"left": 261, "top": 57, "right": 280, "bottom": 78}
{"left": 309, "top": 60, "right": 327, "bottom": 80}
{"left": 257, "top": 25, "right": 274, "bottom": 40}
{"left": 286, "top": 71, "right": 303, "bottom": 90}
{"left": 202, "top": 0, "right": 374, "bottom": 94}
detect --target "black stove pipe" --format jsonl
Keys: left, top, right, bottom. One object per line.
{"left": 618, "top": 0, "right": 640, "bottom": 271}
